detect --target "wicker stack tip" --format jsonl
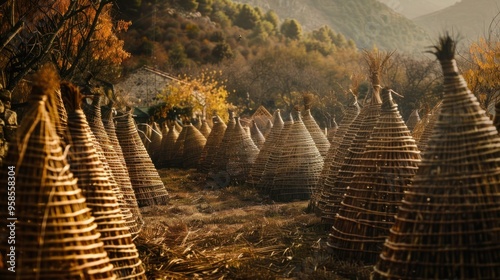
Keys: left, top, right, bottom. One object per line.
{"left": 373, "top": 35, "right": 500, "bottom": 280}
{"left": 82, "top": 95, "right": 144, "bottom": 237}
{"left": 257, "top": 113, "right": 294, "bottom": 194}
{"left": 405, "top": 108, "right": 420, "bottom": 132}
{"left": 183, "top": 124, "right": 207, "bottom": 168}
{"left": 269, "top": 110, "right": 324, "bottom": 202}
{"left": 263, "top": 118, "right": 273, "bottom": 138}
{"left": 158, "top": 123, "right": 180, "bottom": 168}
{"left": 0, "top": 65, "right": 116, "bottom": 279}
{"left": 62, "top": 83, "right": 146, "bottom": 279}
{"left": 199, "top": 115, "right": 227, "bottom": 173}
{"left": 115, "top": 109, "right": 169, "bottom": 207}
{"left": 412, "top": 100, "right": 442, "bottom": 154}
{"left": 252, "top": 105, "right": 273, "bottom": 136}
{"left": 302, "top": 109, "right": 330, "bottom": 158}
{"left": 327, "top": 116, "right": 338, "bottom": 143}
{"left": 137, "top": 123, "right": 151, "bottom": 151}
{"left": 208, "top": 114, "right": 236, "bottom": 177}
{"left": 170, "top": 125, "right": 187, "bottom": 167}
{"left": 327, "top": 88, "right": 421, "bottom": 264}
{"left": 199, "top": 119, "right": 212, "bottom": 138}
{"left": 246, "top": 109, "right": 284, "bottom": 188}
{"left": 311, "top": 97, "right": 360, "bottom": 214}
{"left": 148, "top": 122, "right": 163, "bottom": 165}
{"left": 250, "top": 119, "right": 266, "bottom": 149}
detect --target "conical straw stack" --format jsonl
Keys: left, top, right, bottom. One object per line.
{"left": 199, "top": 116, "right": 227, "bottom": 173}
{"left": 405, "top": 108, "right": 420, "bottom": 132}
{"left": 0, "top": 65, "right": 116, "bottom": 279}
{"left": 373, "top": 35, "right": 500, "bottom": 280}
{"left": 158, "top": 123, "right": 179, "bottom": 168}
{"left": 327, "top": 116, "right": 338, "bottom": 143}
{"left": 413, "top": 100, "right": 442, "bottom": 154}
{"left": 246, "top": 109, "right": 284, "bottom": 188}
{"left": 83, "top": 95, "right": 143, "bottom": 238}
{"left": 327, "top": 88, "right": 421, "bottom": 264}
{"left": 199, "top": 119, "right": 212, "bottom": 138}
{"left": 302, "top": 109, "right": 330, "bottom": 158}
{"left": 115, "top": 109, "right": 169, "bottom": 207}
{"left": 257, "top": 113, "right": 294, "bottom": 194}
{"left": 208, "top": 114, "right": 236, "bottom": 176}
{"left": 170, "top": 125, "right": 187, "bottom": 167}
{"left": 148, "top": 122, "right": 163, "bottom": 165}
{"left": 182, "top": 124, "right": 207, "bottom": 169}
{"left": 250, "top": 119, "right": 266, "bottom": 149}
{"left": 270, "top": 110, "right": 323, "bottom": 202}
{"left": 62, "top": 83, "right": 146, "bottom": 279}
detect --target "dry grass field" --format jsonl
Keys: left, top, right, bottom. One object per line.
{"left": 135, "top": 168, "right": 372, "bottom": 279}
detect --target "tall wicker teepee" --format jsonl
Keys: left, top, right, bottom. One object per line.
{"left": 182, "top": 124, "right": 207, "bottom": 169}
{"left": 318, "top": 50, "right": 391, "bottom": 224}
{"left": 0, "top": 65, "right": 116, "bottom": 279}
{"left": 246, "top": 109, "right": 284, "bottom": 188}
{"left": 83, "top": 94, "right": 144, "bottom": 237}
{"left": 327, "top": 88, "right": 421, "bottom": 264}
{"left": 62, "top": 83, "right": 146, "bottom": 279}
{"left": 373, "top": 35, "right": 500, "bottom": 280}
{"left": 405, "top": 108, "right": 420, "bottom": 132}
{"left": 158, "top": 123, "right": 179, "bottom": 168}
{"left": 250, "top": 119, "right": 266, "bottom": 149}
{"left": 199, "top": 115, "right": 227, "bottom": 173}
{"left": 115, "top": 109, "right": 169, "bottom": 206}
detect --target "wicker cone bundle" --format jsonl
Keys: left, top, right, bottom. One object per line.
{"left": 311, "top": 98, "right": 360, "bottom": 213}
{"left": 182, "top": 124, "right": 207, "bottom": 169}
{"left": 158, "top": 123, "right": 179, "bottom": 168}
{"left": 148, "top": 122, "right": 163, "bottom": 165}
{"left": 170, "top": 125, "right": 187, "bottom": 167}
{"left": 198, "top": 116, "right": 227, "bottom": 173}
{"left": 405, "top": 108, "right": 420, "bottom": 132}
{"left": 0, "top": 66, "right": 116, "bottom": 279}
{"left": 199, "top": 119, "right": 212, "bottom": 138}
{"left": 55, "top": 88, "right": 69, "bottom": 143}
{"left": 327, "top": 117, "right": 338, "bottom": 143}
{"left": 320, "top": 96, "right": 382, "bottom": 225}
{"left": 373, "top": 36, "right": 500, "bottom": 279}
{"left": 262, "top": 118, "right": 273, "bottom": 138}
{"left": 257, "top": 113, "right": 294, "bottom": 194}
{"left": 270, "top": 110, "right": 324, "bottom": 202}
{"left": 250, "top": 119, "right": 266, "bottom": 149}
{"left": 209, "top": 115, "right": 236, "bottom": 175}
{"left": 246, "top": 109, "right": 284, "bottom": 188}
{"left": 327, "top": 88, "right": 421, "bottom": 264}
{"left": 62, "top": 84, "right": 146, "bottom": 279}
{"left": 223, "top": 117, "right": 260, "bottom": 184}
{"left": 412, "top": 100, "right": 442, "bottom": 154}
{"left": 115, "top": 110, "right": 169, "bottom": 207}
{"left": 137, "top": 123, "right": 151, "bottom": 151}
{"left": 302, "top": 109, "right": 330, "bottom": 158}
{"left": 83, "top": 95, "right": 144, "bottom": 237}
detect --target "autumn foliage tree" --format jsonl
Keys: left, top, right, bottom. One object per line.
{"left": 160, "top": 70, "right": 232, "bottom": 122}
{"left": 0, "top": 0, "right": 130, "bottom": 93}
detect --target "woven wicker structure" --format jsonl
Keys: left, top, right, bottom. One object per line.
{"left": 263, "top": 118, "right": 273, "bottom": 138}
{"left": 182, "top": 124, "right": 207, "bottom": 168}
{"left": 250, "top": 119, "right": 266, "bottom": 149}
{"left": 0, "top": 67, "right": 116, "bottom": 279}
{"left": 83, "top": 95, "right": 143, "bottom": 238}
{"left": 269, "top": 110, "right": 324, "bottom": 202}
{"left": 412, "top": 100, "right": 442, "bottom": 154}
{"left": 252, "top": 105, "right": 273, "bottom": 135}
{"left": 302, "top": 109, "right": 330, "bottom": 158}
{"left": 137, "top": 123, "right": 151, "bottom": 151}
{"left": 311, "top": 97, "right": 360, "bottom": 213}
{"left": 62, "top": 83, "right": 146, "bottom": 279}
{"left": 148, "top": 122, "right": 163, "bottom": 165}
{"left": 199, "top": 119, "right": 212, "bottom": 138}
{"left": 327, "top": 88, "right": 421, "bottom": 264}
{"left": 318, "top": 51, "right": 391, "bottom": 223}
{"left": 158, "top": 123, "right": 179, "bottom": 168}
{"left": 327, "top": 117, "right": 338, "bottom": 143}
{"left": 257, "top": 113, "right": 294, "bottom": 194}
{"left": 224, "top": 117, "right": 260, "bottom": 184}
{"left": 199, "top": 115, "right": 227, "bottom": 173}
{"left": 209, "top": 114, "right": 236, "bottom": 175}
{"left": 170, "top": 125, "right": 187, "bottom": 167}
{"left": 405, "top": 108, "right": 420, "bottom": 132}
{"left": 115, "top": 109, "right": 169, "bottom": 207}
{"left": 373, "top": 36, "right": 500, "bottom": 280}
{"left": 55, "top": 88, "right": 68, "bottom": 142}
{"left": 246, "top": 109, "right": 284, "bottom": 188}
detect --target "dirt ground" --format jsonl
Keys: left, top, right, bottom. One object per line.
{"left": 136, "top": 168, "right": 372, "bottom": 280}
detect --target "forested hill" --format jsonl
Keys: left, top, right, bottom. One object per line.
{"left": 231, "top": 0, "right": 431, "bottom": 53}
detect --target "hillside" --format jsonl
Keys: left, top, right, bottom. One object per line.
{"left": 232, "top": 0, "right": 431, "bottom": 53}
{"left": 376, "top": 0, "right": 459, "bottom": 19}
{"left": 414, "top": 0, "right": 500, "bottom": 44}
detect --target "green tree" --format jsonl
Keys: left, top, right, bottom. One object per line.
{"left": 234, "top": 4, "right": 261, "bottom": 30}
{"left": 264, "top": 10, "right": 280, "bottom": 30}
{"left": 169, "top": 42, "right": 188, "bottom": 69}
{"left": 281, "top": 19, "right": 302, "bottom": 40}
{"left": 197, "top": 0, "right": 214, "bottom": 15}
{"left": 211, "top": 42, "right": 233, "bottom": 63}
{"left": 176, "top": 0, "right": 198, "bottom": 11}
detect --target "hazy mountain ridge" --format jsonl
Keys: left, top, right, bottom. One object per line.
{"left": 414, "top": 0, "right": 500, "bottom": 44}
{"left": 376, "top": 0, "right": 459, "bottom": 19}
{"left": 232, "top": 0, "right": 432, "bottom": 53}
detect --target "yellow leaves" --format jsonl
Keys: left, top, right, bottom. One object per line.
{"left": 160, "top": 70, "right": 231, "bottom": 122}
